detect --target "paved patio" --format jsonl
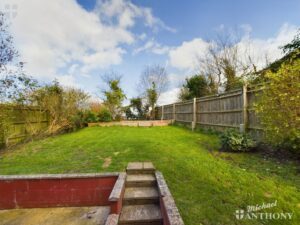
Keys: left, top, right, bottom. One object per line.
{"left": 0, "top": 206, "right": 110, "bottom": 225}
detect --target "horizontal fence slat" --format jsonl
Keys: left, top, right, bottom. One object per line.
{"left": 196, "top": 92, "right": 242, "bottom": 102}
{"left": 196, "top": 122, "right": 240, "bottom": 128}
{"left": 175, "top": 119, "right": 192, "bottom": 123}
{"left": 12, "top": 120, "right": 49, "bottom": 125}
{"left": 197, "top": 109, "right": 243, "bottom": 114}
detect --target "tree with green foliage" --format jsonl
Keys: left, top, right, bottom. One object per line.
{"left": 178, "top": 74, "right": 212, "bottom": 101}
{"left": 102, "top": 74, "right": 126, "bottom": 120}
{"left": 146, "top": 82, "right": 158, "bottom": 119}
{"left": 281, "top": 29, "right": 300, "bottom": 54}
{"left": 30, "top": 80, "right": 89, "bottom": 133}
{"left": 124, "top": 106, "right": 135, "bottom": 120}
{"left": 131, "top": 98, "right": 143, "bottom": 117}
{"left": 127, "top": 97, "right": 146, "bottom": 119}
{"left": 255, "top": 55, "right": 300, "bottom": 153}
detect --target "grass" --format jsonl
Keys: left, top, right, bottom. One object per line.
{"left": 0, "top": 126, "right": 299, "bottom": 225}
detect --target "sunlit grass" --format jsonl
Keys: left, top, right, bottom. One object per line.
{"left": 0, "top": 126, "right": 299, "bottom": 225}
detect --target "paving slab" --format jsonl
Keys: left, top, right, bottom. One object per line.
{"left": 126, "top": 174, "right": 156, "bottom": 182}
{"left": 127, "top": 162, "right": 143, "bottom": 170}
{"left": 0, "top": 206, "right": 110, "bottom": 225}
{"left": 124, "top": 187, "right": 158, "bottom": 199}
{"left": 143, "top": 162, "right": 155, "bottom": 170}
{"left": 119, "top": 204, "right": 162, "bottom": 223}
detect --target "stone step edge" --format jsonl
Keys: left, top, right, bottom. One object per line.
{"left": 108, "top": 172, "right": 126, "bottom": 214}
{"left": 155, "top": 171, "right": 185, "bottom": 225}
{"left": 123, "top": 195, "right": 159, "bottom": 200}
{"left": 126, "top": 170, "right": 155, "bottom": 175}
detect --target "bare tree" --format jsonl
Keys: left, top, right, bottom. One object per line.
{"left": 138, "top": 64, "right": 169, "bottom": 119}
{"left": 138, "top": 64, "right": 169, "bottom": 99}
{"left": 197, "top": 30, "right": 259, "bottom": 92}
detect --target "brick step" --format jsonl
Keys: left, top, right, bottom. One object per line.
{"left": 126, "top": 162, "right": 155, "bottom": 175}
{"left": 119, "top": 204, "right": 162, "bottom": 225}
{"left": 126, "top": 174, "right": 156, "bottom": 187}
{"left": 123, "top": 187, "right": 159, "bottom": 205}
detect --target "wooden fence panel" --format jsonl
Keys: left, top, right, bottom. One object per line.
{"left": 196, "top": 90, "right": 243, "bottom": 130}
{"left": 175, "top": 101, "right": 193, "bottom": 123}
{"left": 163, "top": 104, "right": 174, "bottom": 120}
{"left": 0, "top": 105, "right": 49, "bottom": 147}
{"left": 156, "top": 86, "right": 263, "bottom": 138}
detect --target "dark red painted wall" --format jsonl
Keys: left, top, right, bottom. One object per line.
{"left": 0, "top": 176, "right": 117, "bottom": 209}
{"left": 160, "top": 197, "right": 171, "bottom": 225}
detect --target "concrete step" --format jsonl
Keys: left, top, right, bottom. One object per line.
{"left": 104, "top": 214, "right": 119, "bottom": 225}
{"left": 126, "top": 174, "right": 156, "bottom": 187}
{"left": 123, "top": 187, "right": 159, "bottom": 205}
{"left": 119, "top": 204, "right": 162, "bottom": 225}
{"left": 126, "top": 162, "right": 155, "bottom": 175}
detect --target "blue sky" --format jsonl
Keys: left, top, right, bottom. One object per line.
{"left": 3, "top": 0, "right": 300, "bottom": 104}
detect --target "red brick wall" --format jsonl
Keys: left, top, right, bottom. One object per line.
{"left": 0, "top": 175, "right": 117, "bottom": 209}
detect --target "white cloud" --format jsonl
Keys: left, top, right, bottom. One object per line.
{"left": 133, "top": 39, "right": 170, "bottom": 55}
{"left": 6, "top": 0, "right": 173, "bottom": 84}
{"left": 95, "top": 0, "right": 176, "bottom": 32}
{"left": 158, "top": 88, "right": 180, "bottom": 105}
{"left": 56, "top": 74, "right": 79, "bottom": 88}
{"left": 168, "top": 38, "right": 211, "bottom": 70}
{"left": 169, "top": 24, "right": 299, "bottom": 71}
{"left": 9, "top": 0, "right": 135, "bottom": 80}
{"left": 236, "top": 23, "right": 299, "bottom": 69}
{"left": 81, "top": 48, "right": 125, "bottom": 74}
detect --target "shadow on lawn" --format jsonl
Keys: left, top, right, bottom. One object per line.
{"left": 196, "top": 133, "right": 300, "bottom": 189}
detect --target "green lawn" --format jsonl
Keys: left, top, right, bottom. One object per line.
{"left": 0, "top": 126, "right": 299, "bottom": 225}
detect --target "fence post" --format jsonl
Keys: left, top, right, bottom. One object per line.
{"left": 240, "top": 84, "right": 248, "bottom": 133}
{"left": 173, "top": 103, "right": 176, "bottom": 124}
{"left": 161, "top": 105, "right": 164, "bottom": 120}
{"left": 192, "top": 98, "right": 196, "bottom": 131}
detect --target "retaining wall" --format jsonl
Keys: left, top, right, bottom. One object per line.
{"left": 88, "top": 120, "right": 172, "bottom": 127}
{"left": 0, "top": 173, "right": 119, "bottom": 210}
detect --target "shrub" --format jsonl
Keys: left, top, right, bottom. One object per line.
{"left": 220, "top": 129, "right": 256, "bottom": 152}
{"left": 114, "top": 114, "right": 122, "bottom": 121}
{"left": 98, "top": 108, "right": 112, "bottom": 122}
{"left": 70, "top": 110, "right": 100, "bottom": 130}
{"left": 69, "top": 112, "right": 85, "bottom": 130}
{"left": 255, "top": 53, "right": 300, "bottom": 152}
{"left": 84, "top": 111, "right": 98, "bottom": 123}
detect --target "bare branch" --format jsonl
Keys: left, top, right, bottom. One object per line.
{"left": 138, "top": 64, "right": 169, "bottom": 99}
